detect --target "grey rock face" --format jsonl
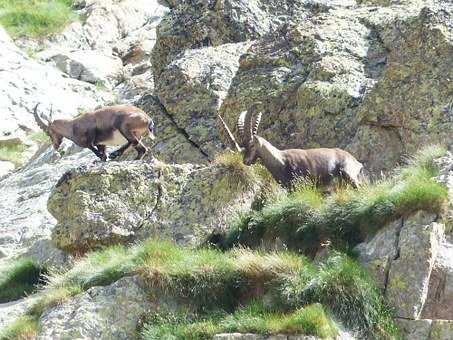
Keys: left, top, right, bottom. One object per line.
{"left": 397, "top": 319, "right": 433, "bottom": 340}
{"left": 355, "top": 155, "right": 453, "bottom": 339}
{"left": 0, "top": 296, "right": 38, "bottom": 330}
{"left": 157, "top": 42, "right": 253, "bottom": 157}
{"left": 0, "top": 142, "right": 94, "bottom": 267}
{"left": 385, "top": 212, "right": 443, "bottom": 319}
{"left": 355, "top": 220, "right": 400, "bottom": 290}
{"left": 38, "top": 276, "right": 151, "bottom": 339}
{"left": 421, "top": 241, "right": 453, "bottom": 320}
{"left": 42, "top": 50, "right": 124, "bottom": 89}
{"left": 152, "top": 0, "right": 452, "bottom": 173}
{"left": 48, "top": 161, "right": 257, "bottom": 252}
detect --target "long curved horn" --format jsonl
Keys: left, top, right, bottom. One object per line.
{"left": 32, "top": 104, "right": 50, "bottom": 133}
{"left": 237, "top": 111, "right": 246, "bottom": 142}
{"left": 217, "top": 114, "right": 241, "bottom": 152}
{"left": 243, "top": 109, "right": 254, "bottom": 145}
{"left": 252, "top": 112, "right": 262, "bottom": 136}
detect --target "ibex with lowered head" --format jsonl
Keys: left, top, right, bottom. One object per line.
{"left": 32, "top": 104, "right": 155, "bottom": 161}
{"left": 219, "top": 110, "right": 364, "bottom": 188}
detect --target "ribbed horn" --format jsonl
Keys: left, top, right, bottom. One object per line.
{"left": 237, "top": 110, "right": 247, "bottom": 143}
{"left": 217, "top": 114, "right": 241, "bottom": 152}
{"left": 252, "top": 112, "right": 262, "bottom": 135}
{"left": 243, "top": 109, "right": 254, "bottom": 145}
{"left": 32, "top": 104, "right": 50, "bottom": 133}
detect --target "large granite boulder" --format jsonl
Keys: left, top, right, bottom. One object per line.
{"left": 48, "top": 160, "right": 258, "bottom": 253}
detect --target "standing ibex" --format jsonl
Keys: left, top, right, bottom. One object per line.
{"left": 32, "top": 104, "right": 155, "bottom": 161}
{"left": 219, "top": 109, "right": 364, "bottom": 188}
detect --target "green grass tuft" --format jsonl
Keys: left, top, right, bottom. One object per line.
{"left": 0, "top": 0, "right": 77, "bottom": 38}
{"left": 282, "top": 253, "right": 399, "bottom": 338}
{"left": 142, "top": 302, "right": 338, "bottom": 339}
{"left": 214, "top": 151, "right": 260, "bottom": 192}
{"left": 28, "top": 285, "right": 82, "bottom": 317}
{"left": 0, "top": 315, "right": 38, "bottom": 340}
{"left": 0, "top": 258, "right": 46, "bottom": 303}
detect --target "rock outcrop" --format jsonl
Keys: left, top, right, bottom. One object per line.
{"left": 48, "top": 160, "right": 258, "bottom": 252}
{"left": 0, "top": 0, "right": 452, "bottom": 338}
{"left": 0, "top": 142, "right": 94, "bottom": 267}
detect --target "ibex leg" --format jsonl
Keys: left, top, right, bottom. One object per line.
{"left": 88, "top": 144, "right": 107, "bottom": 161}
{"left": 109, "top": 142, "right": 131, "bottom": 160}
{"left": 111, "top": 129, "right": 149, "bottom": 160}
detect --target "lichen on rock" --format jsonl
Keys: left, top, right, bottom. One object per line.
{"left": 48, "top": 160, "right": 258, "bottom": 253}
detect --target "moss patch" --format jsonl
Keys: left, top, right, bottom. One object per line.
{"left": 0, "top": 144, "right": 27, "bottom": 167}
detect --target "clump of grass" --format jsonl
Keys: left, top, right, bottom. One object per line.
{"left": 214, "top": 151, "right": 259, "bottom": 192}
{"left": 0, "top": 258, "right": 46, "bottom": 303}
{"left": 28, "top": 285, "right": 82, "bottom": 317}
{"left": 224, "top": 146, "right": 448, "bottom": 254}
{"left": 0, "top": 315, "right": 38, "bottom": 340}
{"left": 282, "top": 253, "right": 399, "bottom": 338}
{"left": 142, "top": 302, "right": 338, "bottom": 339}
{"left": 29, "top": 131, "right": 49, "bottom": 144}
{"left": 290, "top": 178, "right": 325, "bottom": 209}
{"left": 0, "top": 144, "right": 27, "bottom": 167}
{"left": 138, "top": 241, "right": 306, "bottom": 312}
{"left": 0, "top": 0, "right": 77, "bottom": 38}
{"left": 47, "top": 245, "right": 136, "bottom": 290}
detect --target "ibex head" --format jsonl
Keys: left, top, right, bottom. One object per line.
{"left": 32, "top": 104, "right": 62, "bottom": 150}
{"left": 217, "top": 106, "right": 262, "bottom": 165}
{"left": 238, "top": 110, "right": 262, "bottom": 165}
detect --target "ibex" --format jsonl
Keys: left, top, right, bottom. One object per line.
{"left": 219, "top": 110, "right": 364, "bottom": 188}
{"left": 32, "top": 104, "right": 155, "bottom": 161}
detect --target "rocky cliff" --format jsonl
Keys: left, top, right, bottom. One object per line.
{"left": 0, "top": 0, "right": 452, "bottom": 339}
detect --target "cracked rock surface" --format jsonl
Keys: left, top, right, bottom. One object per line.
{"left": 48, "top": 161, "right": 258, "bottom": 252}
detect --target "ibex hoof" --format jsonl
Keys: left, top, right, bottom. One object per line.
{"left": 109, "top": 152, "right": 119, "bottom": 160}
